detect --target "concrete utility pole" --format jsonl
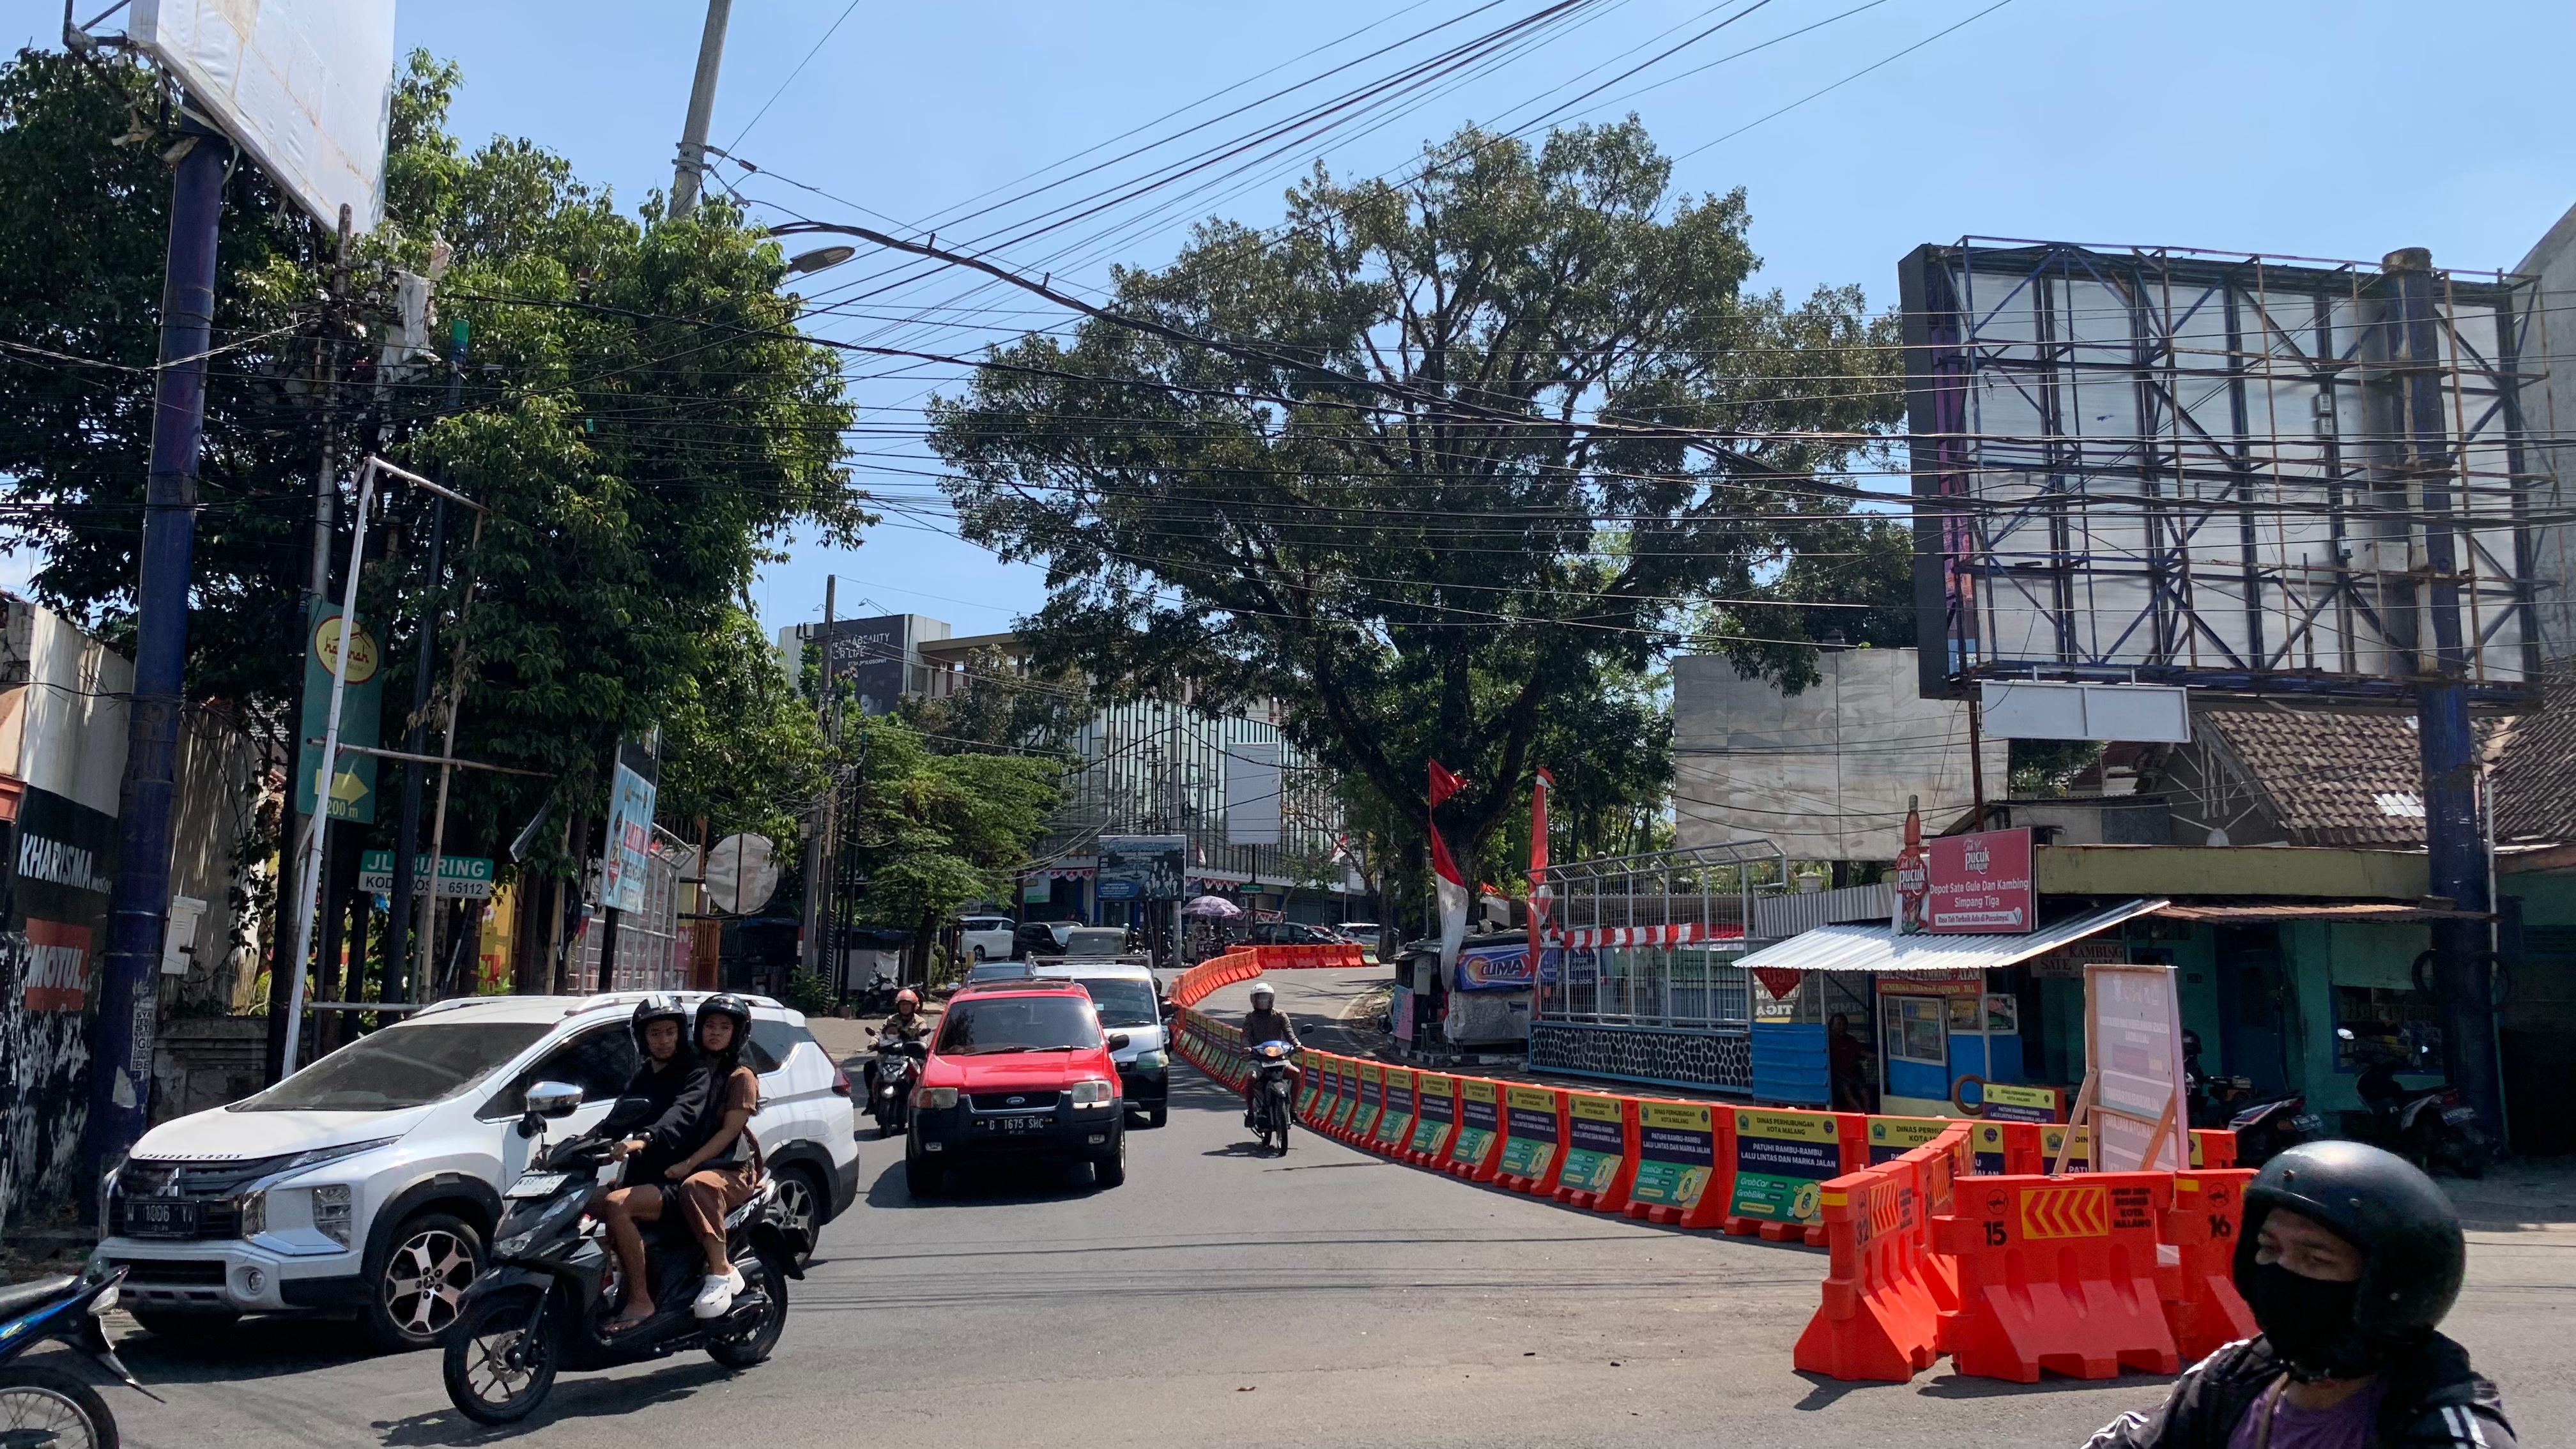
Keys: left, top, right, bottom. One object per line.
{"left": 88, "top": 120, "right": 233, "bottom": 1179}
{"left": 668, "top": 0, "right": 733, "bottom": 217}
{"left": 2382, "top": 247, "right": 2504, "bottom": 1137}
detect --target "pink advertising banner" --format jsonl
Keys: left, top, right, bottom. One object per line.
{"left": 1926, "top": 827, "right": 2034, "bottom": 933}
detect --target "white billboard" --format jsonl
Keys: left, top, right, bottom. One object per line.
{"left": 1225, "top": 740, "right": 1281, "bottom": 847}
{"left": 131, "top": 0, "right": 397, "bottom": 233}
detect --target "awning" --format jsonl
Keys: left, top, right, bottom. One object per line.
{"left": 2149, "top": 902, "right": 2488, "bottom": 924}
{"left": 1733, "top": 898, "right": 2167, "bottom": 976}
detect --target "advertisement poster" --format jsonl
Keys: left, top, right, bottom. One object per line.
{"left": 1452, "top": 1080, "right": 1502, "bottom": 1165}
{"left": 1892, "top": 799, "right": 1929, "bottom": 935}
{"left": 1453, "top": 942, "right": 1535, "bottom": 992}
{"left": 1558, "top": 1094, "right": 1627, "bottom": 1194}
{"left": 1926, "top": 827, "right": 2034, "bottom": 933}
{"left": 1374, "top": 1071, "right": 1416, "bottom": 1145}
{"left": 294, "top": 602, "right": 383, "bottom": 822}
{"left": 1866, "top": 1115, "right": 1949, "bottom": 1165}
{"left": 1630, "top": 1102, "right": 1717, "bottom": 1208}
{"left": 1409, "top": 1075, "right": 1456, "bottom": 1156}
{"left": 1981, "top": 1082, "right": 2065, "bottom": 1124}
{"left": 1729, "top": 1111, "right": 1843, "bottom": 1225}
{"left": 599, "top": 735, "right": 660, "bottom": 915}
{"left": 1498, "top": 1086, "right": 1562, "bottom": 1179}
{"left": 1096, "top": 834, "right": 1186, "bottom": 901}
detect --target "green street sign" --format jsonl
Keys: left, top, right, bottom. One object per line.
{"left": 359, "top": 851, "right": 496, "bottom": 900}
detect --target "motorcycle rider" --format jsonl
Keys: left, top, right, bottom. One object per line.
{"left": 864, "top": 988, "right": 932, "bottom": 1100}
{"left": 2081, "top": 1140, "right": 2515, "bottom": 1449}
{"left": 600, "top": 995, "right": 765, "bottom": 1328}
{"left": 594, "top": 997, "right": 712, "bottom": 1329}
{"left": 1239, "top": 980, "right": 1303, "bottom": 1128}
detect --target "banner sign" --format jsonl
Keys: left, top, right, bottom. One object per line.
{"left": 294, "top": 602, "right": 383, "bottom": 822}
{"left": 1374, "top": 1070, "right": 1417, "bottom": 1147}
{"left": 1453, "top": 941, "right": 1536, "bottom": 992}
{"left": 1981, "top": 1082, "right": 2066, "bottom": 1124}
{"left": 2039, "top": 1123, "right": 2093, "bottom": 1172}
{"left": 1630, "top": 1102, "right": 1717, "bottom": 1209}
{"left": 10, "top": 787, "right": 117, "bottom": 1012}
{"left": 1729, "top": 1110, "right": 1843, "bottom": 1226}
{"left": 1926, "top": 827, "right": 2034, "bottom": 933}
{"left": 1558, "top": 1094, "right": 1627, "bottom": 1195}
{"left": 1453, "top": 1079, "right": 1502, "bottom": 1166}
{"left": 1353, "top": 1062, "right": 1384, "bottom": 1135}
{"left": 1097, "top": 834, "right": 1186, "bottom": 901}
{"left": 1972, "top": 1121, "right": 2011, "bottom": 1176}
{"left": 1498, "top": 1086, "right": 1562, "bottom": 1180}
{"left": 1330, "top": 1061, "right": 1363, "bottom": 1132}
{"left": 1867, "top": 1114, "right": 1950, "bottom": 1165}
{"left": 359, "top": 851, "right": 495, "bottom": 900}
{"left": 599, "top": 735, "right": 659, "bottom": 915}
{"left": 1409, "top": 1074, "right": 1457, "bottom": 1157}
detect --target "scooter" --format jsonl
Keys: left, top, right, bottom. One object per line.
{"left": 2340, "top": 1028, "right": 2494, "bottom": 1178}
{"left": 0, "top": 1264, "right": 157, "bottom": 1449}
{"left": 871, "top": 1032, "right": 924, "bottom": 1137}
{"left": 2222, "top": 1091, "right": 2323, "bottom": 1169}
{"left": 1247, "top": 1040, "right": 1296, "bottom": 1156}
{"left": 441, "top": 1082, "right": 804, "bottom": 1426}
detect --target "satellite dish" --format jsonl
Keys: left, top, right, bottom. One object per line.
{"left": 704, "top": 833, "right": 779, "bottom": 916}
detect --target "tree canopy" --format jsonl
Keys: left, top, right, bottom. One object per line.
{"left": 843, "top": 717, "right": 1063, "bottom": 972}
{"left": 930, "top": 121, "right": 1900, "bottom": 875}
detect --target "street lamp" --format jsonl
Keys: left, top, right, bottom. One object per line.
{"left": 785, "top": 243, "right": 855, "bottom": 276}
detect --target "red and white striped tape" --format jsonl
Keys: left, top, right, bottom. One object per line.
{"left": 1542, "top": 922, "right": 1745, "bottom": 949}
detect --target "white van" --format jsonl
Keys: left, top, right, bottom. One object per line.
{"left": 94, "top": 992, "right": 859, "bottom": 1351}
{"left": 1028, "top": 959, "right": 1170, "bottom": 1127}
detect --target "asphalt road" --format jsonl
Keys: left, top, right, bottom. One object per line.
{"left": 52, "top": 966, "right": 2576, "bottom": 1448}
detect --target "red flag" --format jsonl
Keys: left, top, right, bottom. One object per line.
{"left": 1428, "top": 825, "right": 1464, "bottom": 887}
{"left": 1427, "top": 760, "right": 1466, "bottom": 809}
{"left": 1530, "top": 767, "right": 1554, "bottom": 880}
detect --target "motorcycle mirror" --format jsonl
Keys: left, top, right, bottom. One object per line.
{"left": 2336, "top": 1027, "right": 2356, "bottom": 1041}
{"left": 1105, "top": 1032, "right": 1131, "bottom": 1052}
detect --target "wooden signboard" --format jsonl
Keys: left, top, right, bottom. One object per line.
{"left": 2055, "top": 960, "right": 2185, "bottom": 1174}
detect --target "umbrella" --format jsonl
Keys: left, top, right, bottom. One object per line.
{"left": 1181, "top": 894, "right": 1243, "bottom": 919}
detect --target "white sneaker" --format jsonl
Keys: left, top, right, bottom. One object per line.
{"left": 724, "top": 1265, "right": 747, "bottom": 1295}
{"left": 691, "top": 1274, "right": 736, "bottom": 1320}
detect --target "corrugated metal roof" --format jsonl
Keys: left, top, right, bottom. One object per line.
{"left": 1733, "top": 899, "right": 2166, "bottom": 975}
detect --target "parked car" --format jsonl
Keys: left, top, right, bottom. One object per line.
{"left": 903, "top": 981, "right": 1130, "bottom": 1195}
{"left": 94, "top": 992, "right": 861, "bottom": 1352}
{"left": 1248, "top": 920, "right": 1342, "bottom": 946}
{"left": 1030, "top": 959, "right": 1171, "bottom": 1127}
{"left": 961, "top": 956, "right": 1038, "bottom": 990}
{"left": 958, "top": 914, "right": 1016, "bottom": 963}
{"left": 1009, "top": 920, "right": 1077, "bottom": 960}
{"left": 1336, "top": 923, "right": 1384, "bottom": 950}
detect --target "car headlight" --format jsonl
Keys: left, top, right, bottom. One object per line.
{"left": 311, "top": 1184, "right": 354, "bottom": 1247}
{"left": 1070, "top": 1078, "right": 1114, "bottom": 1108}
{"left": 916, "top": 1087, "right": 959, "bottom": 1110}
{"left": 238, "top": 1190, "right": 267, "bottom": 1239}
{"left": 276, "top": 1137, "right": 402, "bottom": 1177}
{"left": 1131, "top": 1050, "right": 1168, "bottom": 1070}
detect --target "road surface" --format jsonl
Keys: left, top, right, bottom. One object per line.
{"left": 59, "top": 965, "right": 2575, "bottom": 1447}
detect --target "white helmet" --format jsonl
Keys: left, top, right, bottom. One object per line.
{"left": 1248, "top": 981, "right": 1276, "bottom": 1006}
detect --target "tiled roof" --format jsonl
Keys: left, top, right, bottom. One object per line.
{"left": 2198, "top": 707, "right": 2440, "bottom": 847}
{"left": 2492, "top": 662, "right": 2576, "bottom": 847}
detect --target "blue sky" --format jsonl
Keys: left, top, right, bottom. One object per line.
{"left": 8, "top": 1, "right": 2573, "bottom": 635}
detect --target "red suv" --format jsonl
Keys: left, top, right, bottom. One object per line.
{"left": 905, "top": 981, "right": 1131, "bottom": 1195}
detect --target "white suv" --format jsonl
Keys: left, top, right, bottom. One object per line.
{"left": 94, "top": 992, "right": 860, "bottom": 1352}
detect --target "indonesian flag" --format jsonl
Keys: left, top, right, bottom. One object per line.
{"left": 1429, "top": 761, "right": 1469, "bottom": 980}
{"left": 1528, "top": 767, "right": 1553, "bottom": 972}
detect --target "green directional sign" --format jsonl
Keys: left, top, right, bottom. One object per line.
{"left": 359, "top": 852, "right": 495, "bottom": 900}
{"left": 294, "top": 602, "right": 383, "bottom": 822}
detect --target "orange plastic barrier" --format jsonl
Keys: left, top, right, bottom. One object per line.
{"left": 1553, "top": 1092, "right": 1637, "bottom": 1213}
{"left": 1346, "top": 1061, "right": 1386, "bottom": 1143}
{"left": 1493, "top": 1084, "right": 1570, "bottom": 1196}
{"left": 2188, "top": 1130, "right": 2236, "bottom": 1169}
{"left": 1623, "top": 1100, "right": 1729, "bottom": 1228}
{"left": 2159, "top": 1169, "right": 2258, "bottom": 1360}
{"left": 1867, "top": 1115, "right": 1952, "bottom": 1165}
{"left": 1794, "top": 1154, "right": 1946, "bottom": 1381}
{"left": 1723, "top": 1110, "right": 1866, "bottom": 1246}
{"left": 1407, "top": 1073, "right": 1459, "bottom": 1165}
{"left": 1932, "top": 1173, "right": 2181, "bottom": 1382}
{"left": 1298, "top": 1053, "right": 1335, "bottom": 1121}
{"left": 1446, "top": 1078, "right": 1506, "bottom": 1181}
{"left": 1370, "top": 1067, "right": 1418, "bottom": 1154}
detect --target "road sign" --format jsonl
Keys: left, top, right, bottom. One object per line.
{"left": 704, "top": 833, "right": 779, "bottom": 915}
{"left": 359, "top": 852, "right": 494, "bottom": 900}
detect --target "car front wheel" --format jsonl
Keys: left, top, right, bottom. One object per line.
{"left": 1092, "top": 1131, "right": 1127, "bottom": 1190}
{"left": 364, "top": 1211, "right": 485, "bottom": 1352}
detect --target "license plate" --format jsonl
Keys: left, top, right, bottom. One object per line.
{"left": 2290, "top": 1114, "right": 2323, "bottom": 1133}
{"left": 505, "top": 1171, "right": 569, "bottom": 1200}
{"left": 2442, "top": 1106, "right": 2476, "bottom": 1126}
{"left": 979, "top": 1114, "right": 1050, "bottom": 1135}
{"left": 124, "top": 1199, "right": 200, "bottom": 1238}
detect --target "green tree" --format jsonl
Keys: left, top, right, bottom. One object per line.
{"left": 931, "top": 121, "right": 1897, "bottom": 882}
{"left": 891, "top": 646, "right": 1091, "bottom": 760}
{"left": 845, "top": 718, "right": 1064, "bottom": 976}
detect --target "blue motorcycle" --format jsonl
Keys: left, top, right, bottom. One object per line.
{"left": 0, "top": 1264, "right": 155, "bottom": 1448}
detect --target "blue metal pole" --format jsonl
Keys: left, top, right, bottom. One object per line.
{"left": 85, "top": 122, "right": 232, "bottom": 1180}
{"left": 2384, "top": 247, "right": 2504, "bottom": 1137}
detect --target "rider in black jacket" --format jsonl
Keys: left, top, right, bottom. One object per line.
{"left": 2082, "top": 1141, "right": 2515, "bottom": 1449}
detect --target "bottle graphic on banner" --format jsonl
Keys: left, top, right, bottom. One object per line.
{"left": 1892, "top": 795, "right": 1928, "bottom": 935}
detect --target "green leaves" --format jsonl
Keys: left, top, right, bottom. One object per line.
{"left": 843, "top": 717, "right": 1063, "bottom": 930}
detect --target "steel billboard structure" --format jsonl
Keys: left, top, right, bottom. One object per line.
{"left": 1899, "top": 239, "right": 2545, "bottom": 707}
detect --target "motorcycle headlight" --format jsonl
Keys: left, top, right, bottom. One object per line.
{"left": 916, "top": 1087, "right": 959, "bottom": 1111}
{"left": 311, "top": 1184, "right": 354, "bottom": 1247}
{"left": 89, "top": 1284, "right": 119, "bottom": 1317}
{"left": 1070, "top": 1078, "right": 1114, "bottom": 1108}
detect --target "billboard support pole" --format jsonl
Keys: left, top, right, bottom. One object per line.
{"left": 86, "top": 120, "right": 233, "bottom": 1181}
{"left": 2385, "top": 247, "right": 2504, "bottom": 1136}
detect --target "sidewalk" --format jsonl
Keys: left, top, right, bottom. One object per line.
{"left": 2446, "top": 1157, "right": 2576, "bottom": 1232}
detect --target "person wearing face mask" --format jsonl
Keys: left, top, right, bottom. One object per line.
{"left": 2082, "top": 1140, "right": 2515, "bottom": 1449}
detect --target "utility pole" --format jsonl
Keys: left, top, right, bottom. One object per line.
{"left": 87, "top": 119, "right": 233, "bottom": 1179}
{"left": 804, "top": 577, "right": 836, "bottom": 982}
{"left": 389, "top": 321, "right": 464, "bottom": 1004}
{"left": 668, "top": 0, "right": 733, "bottom": 217}
{"left": 2383, "top": 247, "right": 2504, "bottom": 1136}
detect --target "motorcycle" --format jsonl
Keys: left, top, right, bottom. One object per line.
{"left": 1247, "top": 1040, "right": 1296, "bottom": 1156}
{"left": 871, "top": 1032, "right": 925, "bottom": 1137}
{"left": 2340, "top": 1027, "right": 2494, "bottom": 1178}
{"left": 2221, "top": 1089, "right": 2323, "bottom": 1169}
{"left": 0, "top": 1264, "right": 155, "bottom": 1449}
{"left": 441, "top": 1082, "right": 804, "bottom": 1426}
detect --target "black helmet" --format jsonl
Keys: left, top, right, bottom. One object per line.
{"left": 2182, "top": 1028, "right": 2203, "bottom": 1060}
{"left": 631, "top": 993, "right": 691, "bottom": 1054}
{"left": 694, "top": 993, "right": 754, "bottom": 1058}
{"left": 2234, "top": 1140, "right": 2463, "bottom": 1378}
